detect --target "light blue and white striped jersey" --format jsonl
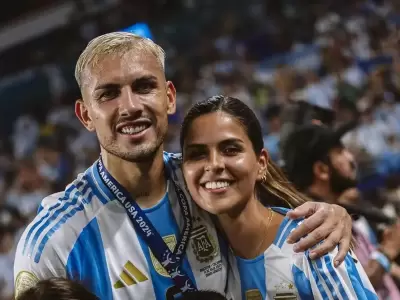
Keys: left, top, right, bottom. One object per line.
{"left": 14, "top": 152, "right": 228, "bottom": 300}
{"left": 227, "top": 207, "right": 378, "bottom": 300}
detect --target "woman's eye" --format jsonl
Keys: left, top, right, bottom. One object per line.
{"left": 184, "top": 150, "right": 206, "bottom": 161}
{"left": 223, "top": 147, "right": 240, "bottom": 155}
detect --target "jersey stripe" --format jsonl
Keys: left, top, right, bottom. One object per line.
{"left": 27, "top": 180, "right": 86, "bottom": 255}
{"left": 32, "top": 181, "right": 93, "bottom": 262}
{"left": 292, "top": 265, "right": 314, "bottom": 299}
{"left": 236, "top": 255, "right": 266, "bottom": 300}
{"left": 275, "top": 219, "right": 296, "bottom": 248}
{"left": 66, "top": 218, "right": 113, "bottom": 299}
{"left": 323, "top": 255, "right": 348, "bottom": 298}
{"left": 22, "top": 182, "right": 78, "bottom": 255}
{"left": 314, "top": 257, "right": 341, "bottom": 299}
{"left": 344, "top": 255, "right": 379, "bottom": 299}
{"left": 309, "top": 255, "right": 333, "bottom": 299}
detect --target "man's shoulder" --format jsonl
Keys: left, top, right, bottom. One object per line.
{"left": 16, "top": 172, "right": 106, "bottom": 263}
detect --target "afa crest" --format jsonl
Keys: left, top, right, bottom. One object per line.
{"left": 191, "top": 218, "right": 218, "bottom": 263}
{"left": 149, "top": 235, "right": 176, "bottom": 277}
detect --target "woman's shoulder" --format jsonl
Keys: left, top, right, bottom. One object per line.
{"left": 270, "top": 206, "right": 305, "bottom": 250}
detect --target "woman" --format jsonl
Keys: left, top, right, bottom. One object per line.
{"left": 180, "top": 95, "right": 377, "bottom": 299}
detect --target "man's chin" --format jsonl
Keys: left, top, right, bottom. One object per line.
{"left": 102, "top": 143, "right": 162, "bottom": 163}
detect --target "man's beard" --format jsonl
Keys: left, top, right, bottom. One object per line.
{"left": 329, "top": 165, "right": 357, "bottom": 195}
{"left": 99, "top": 134, "right": 165, "bottom": 163}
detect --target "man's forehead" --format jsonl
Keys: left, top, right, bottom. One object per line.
{"left": 82, "top": 50, "right": 163, "bottom": 87}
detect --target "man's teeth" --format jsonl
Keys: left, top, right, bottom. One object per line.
{"left": 120, "top": 125, "right": 147, "bottom": 134}
{"left": 204, "top": 181, "right": 230, "bottom": 190}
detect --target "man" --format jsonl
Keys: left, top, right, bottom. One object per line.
{"left": 14, "top": 32, "right": 353, "bottom": 300}
{"left": 282, "top": 123, "right": 400, "bottom": 299}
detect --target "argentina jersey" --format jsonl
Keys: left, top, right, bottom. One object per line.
{"left": 227, "top": 207, "right": 378, "bottom": 300}
{"left": 14, "top": 152, "right": 228, "bottom": 300}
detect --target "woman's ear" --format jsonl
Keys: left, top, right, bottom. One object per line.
{"left": 257, "top": 148, "right": 269, "bottom": 181}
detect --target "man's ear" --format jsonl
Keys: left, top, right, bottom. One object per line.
{"left": 75, "top": 99, "right": 95, "bottom": 131}
{"left": 313, "top": 161, "right": 330, "bottom": 181}
{"left": 166, "top": 81, "right": 177, "bottom": 115}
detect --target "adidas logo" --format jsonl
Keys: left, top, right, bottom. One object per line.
{"left": 114, "top": 261, "right": 148, "bottom": 289}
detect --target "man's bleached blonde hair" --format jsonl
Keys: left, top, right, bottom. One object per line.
{"left": 75, "top": 32, "right": 166, "bottom": 88}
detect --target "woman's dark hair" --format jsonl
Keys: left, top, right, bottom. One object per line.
{"left": 180, "top": 95, "right": 310, "bottom": 208}
{"left": 182, "top": 290, "right": 227, "bottom": 300}
{"left": 17, "top": 278, "right": 99, "bottom": 300}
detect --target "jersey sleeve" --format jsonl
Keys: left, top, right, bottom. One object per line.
{"left": 292, "top": 248, "right": 378, "bottom": 300}
{"left": 13, "top": 225, "right": 67, "bottom": 299}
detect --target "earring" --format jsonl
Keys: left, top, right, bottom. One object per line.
{"left": 261, "top": 171, "right": 268, "bottom": 183}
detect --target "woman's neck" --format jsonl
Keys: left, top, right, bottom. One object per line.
{"left": 218, "top": 199, "right": 282, "bottom": 259}
{"left": 101, "top": 147, "right": 167, "bottom": 208}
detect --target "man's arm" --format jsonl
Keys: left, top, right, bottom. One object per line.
{"left": 286, "top": 202, "right": 352, "bottom": 266}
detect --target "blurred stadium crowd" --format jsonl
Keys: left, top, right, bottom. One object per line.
{"left": 0, "top": 0, "right": 400, "bottom": 298}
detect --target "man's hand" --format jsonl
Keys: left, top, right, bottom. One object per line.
{"left": 286, "top": 202, "right": 352, "bottom": 267}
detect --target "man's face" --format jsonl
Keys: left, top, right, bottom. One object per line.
{"left": 76, "top": 50, "right": 176, "bottom": 162}
{"left": 328, "top": 147, "right": 358, "bottom": 194}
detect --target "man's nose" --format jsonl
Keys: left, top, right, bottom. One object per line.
{"left": 119, "top": 86, "right": 144, "bottom": 116}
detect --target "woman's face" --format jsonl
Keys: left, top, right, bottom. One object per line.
{"left": 182, "top": 112, "right": 267, "bottom": 215}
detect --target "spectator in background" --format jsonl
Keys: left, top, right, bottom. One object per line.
{"left": 282, "top": 124, "right": 400, "bottom": 299}
{"left": 5, "top": 160, "right": 49, "bottom": 220}
{"left": 34, "top": 135, "right": 73, "bottom": 192}
{"left": 11, "top": 114, "right": 40, "bottom": 160}
{"left": 0, "top": 206, "right": 26, "bottom": 300}
{"left": 262, "top": 104, "right": 282, "bottom": 162}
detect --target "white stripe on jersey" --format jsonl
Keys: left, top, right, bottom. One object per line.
{"left": 96, "top": 201, "right": 157, "bottom": 299}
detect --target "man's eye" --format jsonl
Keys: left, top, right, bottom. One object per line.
{"left": 100, "top": 90, "right": 119, "bottom": 100}
{"left": 135, "top": 82, "right": 157, "bottom": 94}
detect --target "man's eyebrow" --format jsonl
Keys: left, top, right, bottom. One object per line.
{"left": 94, "top": 75, "right": 158, "bottom": 91}
{"left": 94, "top": 83, "right": 119, "bottom": 91}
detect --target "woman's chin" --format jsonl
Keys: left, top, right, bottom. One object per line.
{"left": 202, "top": 201, "right": 233, "bottom": 216}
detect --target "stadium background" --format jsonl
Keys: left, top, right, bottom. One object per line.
{"left": 0, "top": 0, "right": 400, "bottom": 298}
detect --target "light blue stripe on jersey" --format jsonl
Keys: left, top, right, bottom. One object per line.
{"left": 344, "top": 254, "right": 379, "bottom": 299}
{"left": 292, "top": 265, "right": 314, "bottom": 299}
{"left": 23, "top": 181, "right": 85, "bottom": 256}
{"left": 323, "top": 254, "right": 348, "bottom": 298}
{"left": 33, "top": 181, "right": 95, "bottom": 263}
{"left": 136, "top": 192, "right": 197, "bottom": 299}
{"left": 272, "top": 208, "right": 298, "bottom": 249}
{"left": 307, "top": 254, "right": 330, "bottom": 298}
{"left": 236, "top": 255, "right": 266, "bottom": 300}
{"left": 66, "top": 218, "right": 113, "bottom": 299}
{"left": 314, "top": 256, "right": 343, "bottom": 299}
